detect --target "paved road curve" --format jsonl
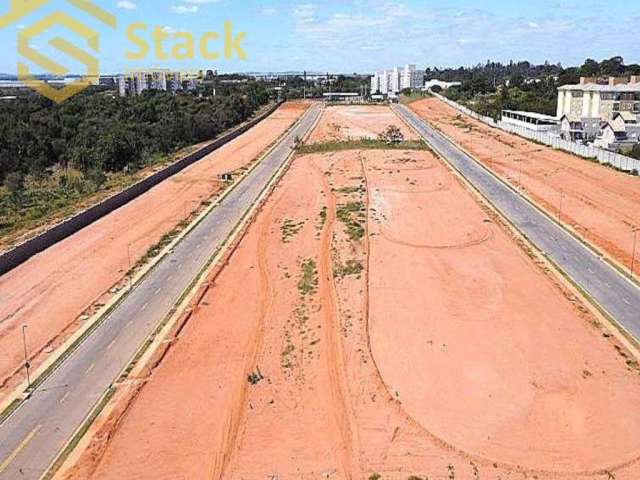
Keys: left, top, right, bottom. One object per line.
{"left": 0, "top": 104, "right": 322, "bottom": 480}
{"left": 394, "top": 104, "right": 640, "bottom": 338}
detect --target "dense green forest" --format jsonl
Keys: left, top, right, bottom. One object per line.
{"left": 440, "top": 56, "right": 640, "bottom": 119}
{"left": 0, "top": 82, "right": 269, "bottom": 186}
{"left": 0, "top": 81, "right": 270, "bottom": 240}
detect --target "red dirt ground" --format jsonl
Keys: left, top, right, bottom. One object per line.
{"left": 308, "top": 104, "right": 419, "bottom": 143}
{"left": 365, "top": 149, "right": 640, "bottom": 476}
{"left": 66, "top": 107, "right": 640, "bottom": 479}
{"left": 0, "top": 102, "right": 308, "bottom": 401}
{"left": 409, "top": 97, "right": 640, "bottom": 272}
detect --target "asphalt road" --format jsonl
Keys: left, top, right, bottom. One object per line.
{"left": 394, "top": 104, "right": 640, "bottom": 338}
{"left": 0, "top": 103, "right": 322, "bottom": 480}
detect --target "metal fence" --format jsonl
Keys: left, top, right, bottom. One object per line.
{"left": 430, "top": 92, "right": 640, "bottom": 174}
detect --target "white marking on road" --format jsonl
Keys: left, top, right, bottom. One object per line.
{"left": 0, "top": 424, "right": 42, "bottom": 474}
{"left": 141, "top": 302, "right": 148, "bottom": 311}
{"left": 126, "top": 320, "right": 133, "bottom": 328}
{"left": 85, "top": 363, "right": 95, "bottom": 376}
{"left": 622, "top": 298, "right": 631, "bottom": 306}
{"left": 107, "top": 339, "right": 117, "bottom": 351}
{"left": 155, "top": 287, "right": 161, "bottom": 295}
{"left": 59, "top": 391, "right": 71, "bottom": 405}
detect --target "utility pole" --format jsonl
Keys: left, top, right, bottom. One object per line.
{"left": 22, "top": 325, "right": 31, "bottom": 390}
{"left": 127, "top": 243, "right": 133, "bottom": 291}
{"left": 632, "top": 228, "right": 638, "bottom": 279}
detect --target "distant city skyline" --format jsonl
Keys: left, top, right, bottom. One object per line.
{"left": 0, "top": 0, "right": 638, "bottom": 75}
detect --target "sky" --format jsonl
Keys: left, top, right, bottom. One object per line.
{"left": 1, "top": 0, "right": 638, "bottom": 75}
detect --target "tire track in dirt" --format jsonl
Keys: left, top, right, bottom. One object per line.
{"left": 208, "top": 197, "right": 278, "bottom": 480}
{"left": 360, "top": 149, "right": 640, "bottom": 478}
{"left": 313, "top": 157, "right": 362, "bottom": 480}
{"left": 379, "top": 226, "right": 494, "bottom": 250}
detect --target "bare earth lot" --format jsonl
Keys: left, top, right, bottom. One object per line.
{"left": 410, "top": 97, "right": 640, "bottom": 271}
{"left": 65, "top": 106, "right": 640, "bottom": 479}
{"left": 0, "top": 102, "right": 308, "bottom": 401}
{"left": 308, "top": 104, "right": 419, "bottom": 143}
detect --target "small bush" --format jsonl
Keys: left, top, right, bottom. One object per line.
{"left": 378, "top": 125, "right": 405, "bottom": 144}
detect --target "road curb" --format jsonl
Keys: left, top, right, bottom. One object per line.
{"left": 419, "top": 99, "right": 640, "bottom": 291}
{"left": 45, "top": 103, "right": 322, "bottom": 480}
{"left": 0, "top": 102, "right": 302, "bottom": 427}
{"left": 393, "top": 104, "right": 640, "bottom": 360}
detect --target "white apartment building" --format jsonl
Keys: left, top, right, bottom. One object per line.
{"left": 557, "top": 76, "right": 640, "bottom": 120}
{"left": 370, "top": 74, "right": 380, "bottom": 94}
{"left": 400, "top": 64, "right": 424, "bottom": 91}
{"left": 379, "top": 70, "right": 389, "bottom": 95}
{"left": 371, "top": 64, "right": 424, "bottom": 97}
{"left": 119, "top": 71, "right": 191, "bottom": 97}
{"left": 390, "top": 67, "right": 401, "bottom": 95}
{"left": 133, "top": 72, "right": 147, "bottom": 95}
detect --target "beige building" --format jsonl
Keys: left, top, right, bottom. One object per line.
{"left": 557, "top": 76, "right": 640, "bottom": 120}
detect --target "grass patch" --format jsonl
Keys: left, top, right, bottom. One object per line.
{"left": 297, "top": 258, "right": 318, "bottom": 296}
{"left": 335, "top": 185, "right": 365, "bottom": 195}
{"left": 336, "top": 201, "right": 366, "bottom": 241}
{"left": 296, "top": 139, "right": 428, "bottom": 154}
{"left": 317, "top": 206, "right": 327, "bottom": 230}
{"left": 42, "top": 386, "right": 116, "bottom": 479}
{"left": 334, "top": 259, "right": 364, "bottom": 279}
{"left": 280, "top": 218, "right": 304, "bottom": 243}
{"left": 0, "top": 398, "right": 21, "bottom": 425}
{"left": 400, "top": 92, "right": 428, "bottom": 104}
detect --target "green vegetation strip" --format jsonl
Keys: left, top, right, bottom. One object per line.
{"left": 296, "top": 139, "right": 428, "bottom": 154}
{"left": 337, "top": 201, "right": 366, "bottom": 241}
{"left": 297, "top": 258, "right": 319, "bottom": 296}
{"left": 42, "top": 386, "right": 116, "bottom": 480}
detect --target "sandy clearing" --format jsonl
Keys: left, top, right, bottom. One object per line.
{"left": 63, "top": 107, "right": 640, "bottom": 480}
{"left": 409, "top": 97, "right": 640, "bottom": 271}
{"left": 80, "top": 150, "right": 354, "bottom": 480}
{"left": 308, "top": 104, "right": 419, "bottom": 143}
{"left": 0, "top": 102, "right": 308, "bottom": 401}
{"left": 365, "top": 148, "right": 640, "bottom": 474}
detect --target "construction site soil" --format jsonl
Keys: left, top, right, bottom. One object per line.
{"left": 410, "top": 97, "right": 640, "bottom": 273}
{"left": 308, "top": 105, "right": 419, "bottom": 143}
{"left": 63, "top": 106, "right": 640, "bottom": 480}
{"left": 0, "top": 102, "right": 308, "bottom": 402}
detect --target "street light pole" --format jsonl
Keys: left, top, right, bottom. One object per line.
{"left": 22, "top": 325, "right": 31, "bottom": 390}
{"left": 632, "top": 228, "right": 638, "bottom": 280}
{"left": 127, "top": 243, "right": 133, "bottom": 291}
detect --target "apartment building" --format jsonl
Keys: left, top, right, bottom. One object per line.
{"left": 557, "top": 76, "right": 640, "bottom": 120}
{"left": 400, "top": 64, "right": 424, "bottom": 91}
{"left": 370, "top": 74, "right": 380, "bottom": 95}
{"left": 371, "top": 64, "right": 424, "bottom": 97}
{"left": 118, "top": 71, "right": 193, "bottom": 97}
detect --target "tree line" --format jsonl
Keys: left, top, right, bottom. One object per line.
{"left": 439, "top": 56, "right": 640, "bottom": 119}
{"left": 0, "top": 82, "right": 270, "bottom": 189}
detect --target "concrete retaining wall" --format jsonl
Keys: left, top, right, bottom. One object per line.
{"left": 430, "top": 92, "right": 640, "bottom": 174}
{"left": 0, "top": 102, "right": 282, "bottom": 276}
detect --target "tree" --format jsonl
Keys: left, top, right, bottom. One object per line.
{"left": 378, "top": 125, "right": 404, "bottom": 144}
{"left": 628, "top": 144, "right": 640, "bottom": 161}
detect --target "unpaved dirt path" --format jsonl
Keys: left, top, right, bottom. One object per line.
{"left": 314, "top": 157, "right": 362, "bottom": 478}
